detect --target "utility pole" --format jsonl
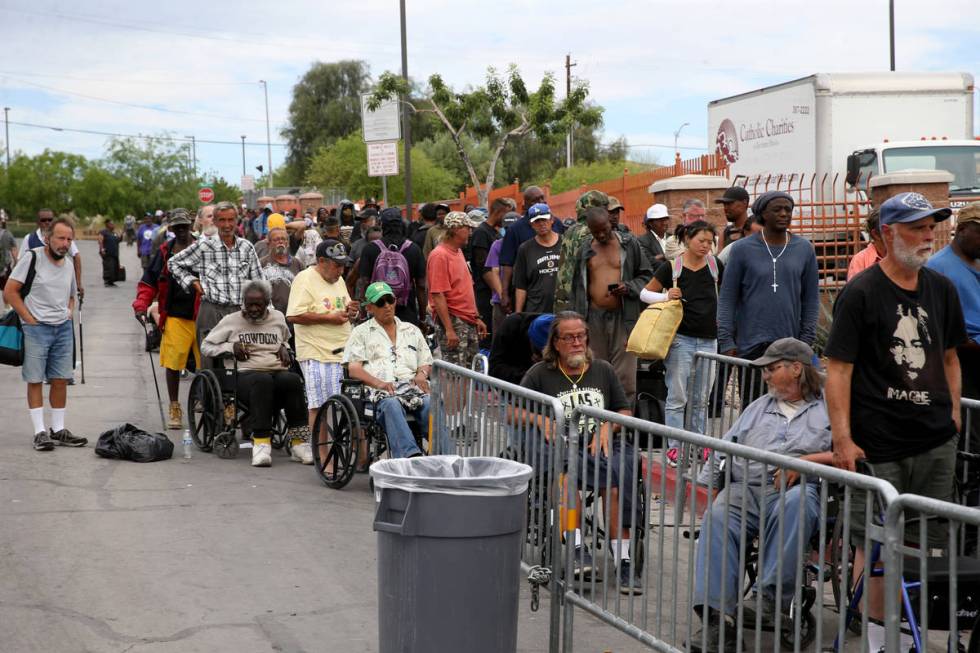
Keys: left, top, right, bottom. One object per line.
{"left": 889, "top": 0, "right": 896, "bottom": 71}
{"left": 3, "top": 107, "right": 9, "bottom": 168}
{"left": 565, "top": 54, "right": 577, "bottom": 168}
{"left": 259, "top": 80, "right": 274, "bottom": 188}
{"left": 240, "top": 135, "right": 247, "bottom": 176}
{"left": 185, "top": 135, "right": 197, "bottom": 178}
{"left": 399, "top": 0, "right": 412, "bottom": 218}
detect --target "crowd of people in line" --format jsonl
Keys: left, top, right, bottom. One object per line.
{"left": 1, "top": 184, "right": 978, "bottom": 650}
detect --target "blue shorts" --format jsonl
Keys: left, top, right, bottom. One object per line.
{"left": 22, "top": 320, "right": 74, "bottom": 384}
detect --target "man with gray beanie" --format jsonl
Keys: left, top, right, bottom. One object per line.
{"left": 717, "top": 191, "right": 819, "bottom": 403}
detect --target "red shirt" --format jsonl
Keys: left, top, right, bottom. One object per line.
{"left": 427, "top": 243, "right": 478, "bottom": 324}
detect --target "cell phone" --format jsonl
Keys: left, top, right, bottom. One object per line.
{"left": 607, "top": 283, "right": 619, "bottom": 291}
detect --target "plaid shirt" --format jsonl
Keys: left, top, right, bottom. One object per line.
{"left": 168, "top": 235, "right": 263, "bottom": 306}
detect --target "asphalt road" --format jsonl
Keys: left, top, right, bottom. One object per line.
{"left": 0, "top": 239, "right": 639, "bottom": 653}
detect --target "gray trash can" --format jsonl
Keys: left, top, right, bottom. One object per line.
{"left": 371, "top": 455, "right": 534, "bottom": 653}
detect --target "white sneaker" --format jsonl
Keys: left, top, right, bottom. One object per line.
{"left": 251, "top": 443, "right": 272, "bottom": 467}
{"left": 290, "top": 442, "right": 313, "bottom": 465}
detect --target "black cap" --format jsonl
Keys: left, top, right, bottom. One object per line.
{"left": 715, "top": 186, "right": 750, "bottom": 204}
{"left": 315, "top": 239, "right": 352, "bottom": 264}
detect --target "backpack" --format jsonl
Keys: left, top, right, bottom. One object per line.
{"left": 672, "top": 255, "right": 719, "bottom": 295}
{"left": 371, "top": 240, "right": 413, "bottom": 306}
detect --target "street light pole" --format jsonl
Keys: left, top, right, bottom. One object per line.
{"left": 399, "top": 0, "right": 412, "bottom": 217}
{"left": 889, "top": 0, "right": 896, "bottom": 71}
{"left": 185, "top": 135, "right": 197, "bottom": 178}
{"left": 259, "top": 80, "right": 274, "bottom": 189}
{"left": 3, "top": 107, "right": 10, "bottom": 168}
{"left": 673, "top": 122, "right": 689, "bottom": 157}
{"left": 240, "top": 135, "right": 247, "bottom": 176}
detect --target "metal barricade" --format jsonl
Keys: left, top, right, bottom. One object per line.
{"left": 560, "top": 403, "right": 899, "bottom": 653}
{"left": 883, "top": 493, "right": 980, "bottom": 652}
{"left": 686, "top": 352, "right": 764, "bottom": 439}
{"left": 430, "top": 360, "right": 567, "bottom": 653}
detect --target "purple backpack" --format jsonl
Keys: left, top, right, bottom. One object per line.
{"left": 371, "top": 240, "right": 413, "bottom": 306}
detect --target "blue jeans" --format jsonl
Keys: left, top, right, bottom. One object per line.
{"left": 664, "top": 334, "right": 716, "bottom": 448}
{"left": 22, "top": 320, "right": 74, "bottom": 384}
{"left": 693, "top": 483, "right": 821, "bottom": 615}
{"left": 376, "top": 395, "right": 429, "bottom": 458}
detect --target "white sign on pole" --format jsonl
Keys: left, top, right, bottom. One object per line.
{"left": 367, "top": 142, "right": 400, "bottom": 177}
{"left": 241, "top": 175, "right": 255, "bottom": 191}
{"left": 361, "top": 94, "right": 401, "bottom": 143}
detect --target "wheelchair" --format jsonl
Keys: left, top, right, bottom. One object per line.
{"left": 185, "top": 355, "right": 292, "bottom": 459}
{"left": 310, "top": 370, "right": 428, "bottom": 490}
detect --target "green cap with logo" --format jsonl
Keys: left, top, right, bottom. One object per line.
{"left": 365, "top": 281, "right": 395, "bottom": 305}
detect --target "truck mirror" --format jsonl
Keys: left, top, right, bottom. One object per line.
{"left": 845, "top": 154, "right": 860, "bottom": 187}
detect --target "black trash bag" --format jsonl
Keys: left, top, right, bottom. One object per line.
{"left": 95, "top": 423, "right": 174, "bottom": 462}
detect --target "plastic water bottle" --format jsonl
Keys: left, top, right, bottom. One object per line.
{"left": 182, "top": 429, "right": 193, "bottom": 460}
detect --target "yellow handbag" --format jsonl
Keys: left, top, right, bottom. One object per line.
{"left": 626, "top": 299, "right": 683, "bottom": 360}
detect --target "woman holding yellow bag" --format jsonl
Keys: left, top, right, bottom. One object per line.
{"left": 639, "top": 221, "right": 722, "bottom": 466}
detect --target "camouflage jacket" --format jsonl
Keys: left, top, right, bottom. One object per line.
{"left": 553, "top": 219, "right": 590, "bottom": 312}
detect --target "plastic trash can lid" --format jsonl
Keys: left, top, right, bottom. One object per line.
{"left": 369, "top": 455, "right": 534, "bottom": 496}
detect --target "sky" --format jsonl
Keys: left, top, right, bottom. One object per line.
{"left": 1, "top": 0, "right": 978, "bottom": 190}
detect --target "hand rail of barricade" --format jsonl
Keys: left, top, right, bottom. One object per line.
{"left": 561, "top": 403, "right": 900, "bottom": 653}
{"left": 430, "top": 359, "right": 566, "bottom": 653}
{"left": 883, "top": 492, "right": 980, "bottom": 653}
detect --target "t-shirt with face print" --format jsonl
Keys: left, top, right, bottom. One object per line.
{"left": 824, "top": 265, "right": 967, "bottom": 463}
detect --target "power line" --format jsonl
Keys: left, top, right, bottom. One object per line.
{"left": 0, "top": 76, "right": 270, "bottom": 123}
{"left": 6, "top": 119, "right": 287, "bottom": 147}
{"left": 0, "top": 70, "right": 258, "bottom": 86}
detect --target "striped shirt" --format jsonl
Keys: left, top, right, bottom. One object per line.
{"left": 168, "top": 235, "right": 263, "bottom": 306}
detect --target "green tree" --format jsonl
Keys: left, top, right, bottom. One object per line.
{"left": 546, "top": 159, "right": 655, "bottom": 194}
{"left": 102, "top": 136, "right": 196, "bottom": 211}
{"left": 307, "top": 130, "right": 458, "bottom": 205}
{"left": 281, "top": 60, "right": 371, "bottom": 180}
{"left": 0, "top": 150, "right": 90, "bottom": 218}
{"left": 70, "top": 165, "right": 138, "bottom": 219}
{"left": 370, "top": 65, "right": 603, "bottom": 206}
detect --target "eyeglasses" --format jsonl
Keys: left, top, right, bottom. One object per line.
{"left": 557, "top": 333, "right": 588, "bottom": 344}
{"left": 373, "top": 296, "right": 395, "bottom": 307}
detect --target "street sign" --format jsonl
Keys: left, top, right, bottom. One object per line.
{"left": 367, "top": 141, "right": 399, "bottom": 177}
{"left": 361, "top": 94, "right": 401, "bottom": 143}
{"left": 241, "top": 175, "right": 255, "bottom": 191}
{"left": 198, "top": 186, "right": 215, "bottom": 203}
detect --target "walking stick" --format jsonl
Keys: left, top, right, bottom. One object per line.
{"left": 78, "top": 293, "right": 85, "bottom": 384}
{"left": 140, "top": 319, "right": 168, "bottom": 432}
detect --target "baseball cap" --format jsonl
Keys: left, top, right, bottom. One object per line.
{"left": 956, "top": 202, "right": 980, "bottom": 225}
{"left": 467, "top": 208, "right": 488, "bottom": 224}
{"left": 607, "top": 196, "right": 624, "bottom": 212}
{"left": 379, "top": 207, "right": 404, "bottom": 225}
{"left": 575, "top": 190, "right": 609, "bottom": 218}
{"left": 750, "top": 338, "right": 815, "bottom": 368}
{"left": 266, "top": 213, "right": 286, "bottom": 230}
{"left": 358, "top": 208, "right": 380, "bottom": 220}
{"left": 645, "top": 204, "right": 670, "bottom": 221}
{"left": 528, "top": 203, "right": 552, "bottom": 222}
{"left": 154, "top": 210, "right": 164, "bottom": 217}
{"left": 880, "top": 192, "right": 952, "bottom": 226}
{"left": 169, "top": 209, "right": 193, "bottom": 227}
{"left": 315, "top": 239, "right": 352, "bottom": 264}
{"left": 503, "top": 211, "right": 521, "bottom": 227}
{"left": 365, "top": 281, "right": 395, "bottom": 305}
{"left": 443, "top": 211, "right": 480, "bottom": 229}
{"left": 528, "top": 314, "right": 555, "bottom": 352}
{"left": 715, "top": 186, "right": 750, "bottom": 204}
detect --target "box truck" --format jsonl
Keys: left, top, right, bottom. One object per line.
{"left": 708, "top": 72, "right": 978, "bottom": 206}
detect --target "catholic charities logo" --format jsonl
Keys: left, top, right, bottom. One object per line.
{"left": 716, "top": 119, "right": 739, "bottom": 164}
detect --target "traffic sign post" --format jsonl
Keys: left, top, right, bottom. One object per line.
{"left": 198, "top": 186, "right": 215, "bottom": 204}
{"left": 367, "top": 142, "right": 399, "bottom": 207}
{"left": 361, "top": 94, "right": 401, "bottom": 143}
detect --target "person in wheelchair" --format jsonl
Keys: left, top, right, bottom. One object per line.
{"left": 200, "top": 279, "right": 311, "bottom": 468}
{"left": 520, "top": 311, "right": 643, "bottom": 594}
{"left": 689, "top": 338, "right": 831, "bottom": 652}
{"left": 343, "top": 281, "right": 433, "bottom": 459}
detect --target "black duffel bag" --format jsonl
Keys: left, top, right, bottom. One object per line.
{"left": 95, "top": 423, "right": 174, "bottom": 462}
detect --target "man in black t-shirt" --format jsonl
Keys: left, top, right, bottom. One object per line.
{"left": 357, "top": 209, "right": 428, "bottom": 327}
{"left": 520, "top": 311, "right": 643, "bottom": 594}
{"left": 825, "top": 192, "right": 966, "bottom": 646}
{"left": 513, "top": 204, "right": 561, "bottom": 314}
{"left": 470, "top": 198, "right": 508, "bottom": 347}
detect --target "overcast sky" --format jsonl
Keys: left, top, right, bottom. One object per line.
{"left": 1, "top": 0, "right": 978, "bottom": 190}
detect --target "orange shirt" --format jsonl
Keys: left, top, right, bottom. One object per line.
{"left": 847, "top": 244, "right": 883, "bottom": 281}
{"left": 427, "top": 243, "right": 479, "bottom": 324}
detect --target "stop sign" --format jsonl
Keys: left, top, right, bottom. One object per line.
{"left": 198, "top": 187, "right": 215, "bottom": 203}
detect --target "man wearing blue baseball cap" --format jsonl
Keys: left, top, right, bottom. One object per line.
{"left": 513, "top": 203, "right": 562, "bottom": 314}
{"left": 488, "top": 312, "right": 552, "bottom": 385}
{"left": 825, "top": 191, "right": 966, "bottom": 650}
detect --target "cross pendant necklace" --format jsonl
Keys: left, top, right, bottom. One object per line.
{"left": 761, "top": 233, "right": 789, "bottom": 293}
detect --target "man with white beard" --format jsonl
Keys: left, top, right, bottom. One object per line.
{"left": 259, "top": 227, "right": 303, "bottom": 315}
{"left": 825, "top": 192, "right": 966, "bottom": 652}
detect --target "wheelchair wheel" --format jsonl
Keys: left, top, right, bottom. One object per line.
{"left": 312, "top": 395, "right": 361, "bottom": 489}
{"left": 214, "top": 431, "right": 239, "bottom": 459}
{"left": 780, "top": 610, "right": 816, "bottom": 650}
{"left": 271, "top": 409, "right": 291, "bottom": 454}
{"left": 187, "top": 371, "right": 222, "bottom": 452}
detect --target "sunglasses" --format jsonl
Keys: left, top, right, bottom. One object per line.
{"left": 38, "top": 218, "right": 53, "bottom": 223}
{"left": 373, "top": 296, "right": 395, "bottom": 307}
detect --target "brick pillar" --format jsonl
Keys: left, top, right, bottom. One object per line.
{"left": 648, "top": 174, "right": 732, "bottom": 230}
{"left": 869, "top": 170, "right": 952, "bottom": 209}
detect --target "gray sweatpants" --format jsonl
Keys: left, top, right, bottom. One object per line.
{"left": 587, "top": 307, "right": 637, "bottom": 407}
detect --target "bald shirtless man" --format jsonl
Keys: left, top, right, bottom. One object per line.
{"left": 568, "top": 207, "right": 653, "bottom": 405}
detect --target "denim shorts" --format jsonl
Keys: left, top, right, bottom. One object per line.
{"left": 22, "top": 320, "right": 74, "bottom": 383}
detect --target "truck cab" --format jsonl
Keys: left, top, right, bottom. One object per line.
{"left": 846, "top": 139, "right": 980, "bottom": 208}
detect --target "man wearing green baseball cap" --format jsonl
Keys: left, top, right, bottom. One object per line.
{"left": 343, "top": 281, "right": 433, "bottom": 458}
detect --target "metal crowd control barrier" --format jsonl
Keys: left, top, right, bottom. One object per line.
{"left": 883, "top": 493, "right": 980, "bottom": 652}
{"left": 686, "top": 352, "right": 765, "bottom": 439}
{"left": 430, "top": 360, "right": 566, "bottom": 653}
{"left": 560, "top": 403, "right": 899, "bottom": 653}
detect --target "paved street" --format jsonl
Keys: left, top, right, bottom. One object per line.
{"left": 0, "top": 239, "right": 640, "bottom": 653}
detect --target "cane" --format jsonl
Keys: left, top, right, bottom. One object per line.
{"left": 139, "top": 318, "right": 168, "bottom": 432}
{"left": 77, "top": 293, "right": 86, "bottom": 384}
